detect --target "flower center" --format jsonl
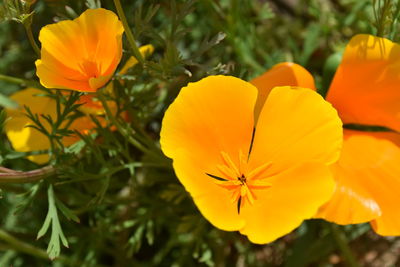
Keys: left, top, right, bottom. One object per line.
{"left": 79, "top": 59, "right": 100, "bottom": 79}
{"left": 206, "top": 151, "right": 272, "bottom": 214}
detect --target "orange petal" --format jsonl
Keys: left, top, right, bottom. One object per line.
{"left": 326, "top": 34, "right": 400, "bottom": 131}
{"left": 250, "top": 62, "right": 316, "bottom": 120}
{"left": 249, "top": 86, "right": 343, "bottom": 174}
{"left": 36, "top": 60, "right": 94, "bottom": 92}
{"left": 239, "top": 163, "right": 335, "bottom": 244}
{"left": 36, "top": 8, "right": 123, "bottom": 92}
{"left": 160, "top": 76, "right": 257, "bottom": 230}
{"left": 317, "top": 130, "right": 400, "bottom": 234}
{"left": 316, "top": 130, "right": 384, "bottom": 224}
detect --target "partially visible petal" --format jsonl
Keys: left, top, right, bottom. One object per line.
{"left": 5, "top": 115, "right": 50, "bottom": 164}
{"left": 5, "top": 88, "right": 57, "bottom": 164}
{"left": 327, "top": 34, "right": 400, "bottom": 131}
{"left": 250, "top": 62, "right": 316, "bottom": 120}
{"left": 249, "top": 86, "right": 343, "bottom": 174}
{"left": 119, "top": 44, "right": 155, "bottom": 75}
{"left": 316, "top": 130, "right": 384, "bottom": 224}
{"left": 239, "top": 163, "right": 335, "bottom": 244}
{"left": 5, "top": 88, "right": 99, "bottom": 164}
{"left": 36, "top": 60, "right": 94, "bottom": 92}
{"left": 89, "top": 73, "right": 113, "bottom": 90}
{"left": 317, "top": 130, "right": 400, "bottom": 235}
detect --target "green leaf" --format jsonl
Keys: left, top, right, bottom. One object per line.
{"left": 37, "top": 185, "right": 69, "bottom": 260}
{"left": 86, "top": 0, "right": 101, "bottom": 9}
{"left": 299, "top": 23, "right": 321, "bottom": 66}
{"left": 55, "top": 197, "right": 80, "bottom": 223}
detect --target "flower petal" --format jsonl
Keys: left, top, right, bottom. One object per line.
{"left": 160, "top": 75, "right": 257, "bottom": 164}
{"left": 316, "top": 130, "right": 385, "bottom": 224}
{"left": 249, "top": 86, "right": 343, "bottom": 174}
{"left": 119, "top": 44, "right": 155, "bottom": 75}
{"left": 327, "top": 34, "right": 400, "bottom": 131}
{"left": 36, "top": 60, "right": 94, "bottom": 92}
{"left": 5, "top": 88, "right": 99, "bottom": 164}
{"left": 250, "top": 62, "right": 316, "bottom": 120}
{"left": 172, "top": 150, "right": 246, "bottom": 230}
{"left": 160, "top": 76, "right": 257, "bottom": 230}
{"left": 239, "top": 163, "right": 335, "bottom": 244}
{"left": 317, "top": 130, "right": 400, "bottom": 234}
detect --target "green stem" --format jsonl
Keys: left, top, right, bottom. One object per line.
{"left": 97, "top": 92, "right": 155, "bottom": 157}
{"left": 24, "top": 23, "right": 40, "bottom": 57}
{"left": 0, "top": 74, "right": 42, "bottom": 88}
{"left": 0, "top": 229, "right": 72, "bottom": 263}
{"left": 330, "top": 224, "right": 360, "bottom": 267}
{"left": 0, "top": 166, "right": 55, "bottom": 184}
{"left": 113, "top": 0, "right": 145, "bottom": 65}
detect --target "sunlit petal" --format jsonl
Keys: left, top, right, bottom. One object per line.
{"left": 250, "top": 62, "right": 316, "bottom": 120}
{"left": 317, "top": 130, "right": 400, "bottom": 235}
{"left": 249, "top": 86, "right": 343, "bottom": 174}
{"left": 327, "top": 34, "right": 400, "bottom": 131}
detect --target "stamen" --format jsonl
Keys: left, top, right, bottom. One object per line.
{"left": 220, "top": 152, "right": 241, "bottom": 177}
{"left": 216, "top": 164, "right": 236, "bottom": 180}
{"left": 207, "top": 150, "right": 273, "bottom": 214}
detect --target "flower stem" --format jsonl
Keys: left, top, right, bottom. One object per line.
{"left": 0, "top": 229, "right": 49, "bottom": 259}
{"left": 330, "top": 224, "right": 360, "bottom": 267}
{"left": 0, "top": 74, "right": 42, "bottom": 88}
{"left": 97, "top": 92, "right": 155, "bottom": 157}
{"left": 24, "top": 23, "right": 40, "bottom": 57}
{"left": 0, "top": 166, "right": 55, "bottom": 184}
{"left": 113, "top": 0, "right": 145, "bottom": 65}
{"left": 0, "top": 229, "right": 77, "bottom": 264}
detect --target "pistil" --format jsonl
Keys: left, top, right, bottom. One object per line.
{"left": 206, "top": 151, "right": 272, "bottom": 214}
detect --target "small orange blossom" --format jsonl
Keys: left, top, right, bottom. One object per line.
{"left": 35, "top": 8, "right": 124, "bottom": 92}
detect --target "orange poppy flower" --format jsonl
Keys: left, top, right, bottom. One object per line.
{"left": 160, "top": 75, "right": 342, "bottom": 243}
{"left": 35, "top": 8, "right": 124, "bottom": 92}
{"left": 252, "top": 34, "right": 400, "bottom": 236}
{"left": 5, "top": 88, "right": 99, "bottom": 164}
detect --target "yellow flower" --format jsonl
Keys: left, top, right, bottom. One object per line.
{"left": 35, "top": 8, "right": 124, "bottom": 92}
{"left": 160, "top": 75, "right": 342, "bottom": 244}
{"left": 5, "top": 88, "right": 97, "bottom": 164}
{"left": 252, "top": 34, "right": 400, "bottom": 236}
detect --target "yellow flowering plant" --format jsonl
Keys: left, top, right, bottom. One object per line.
{"left": 0, "top": 0, "right": 400, "bottom": 266}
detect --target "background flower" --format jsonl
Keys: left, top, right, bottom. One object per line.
{"left": 252, "top": 34, "right": 400, "bottom": 236}
{"left": 5, "top": 88, "right": 99, "bottom": 164}
{"left": 35, "top": 8, "right": 124, "bottom": 92}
